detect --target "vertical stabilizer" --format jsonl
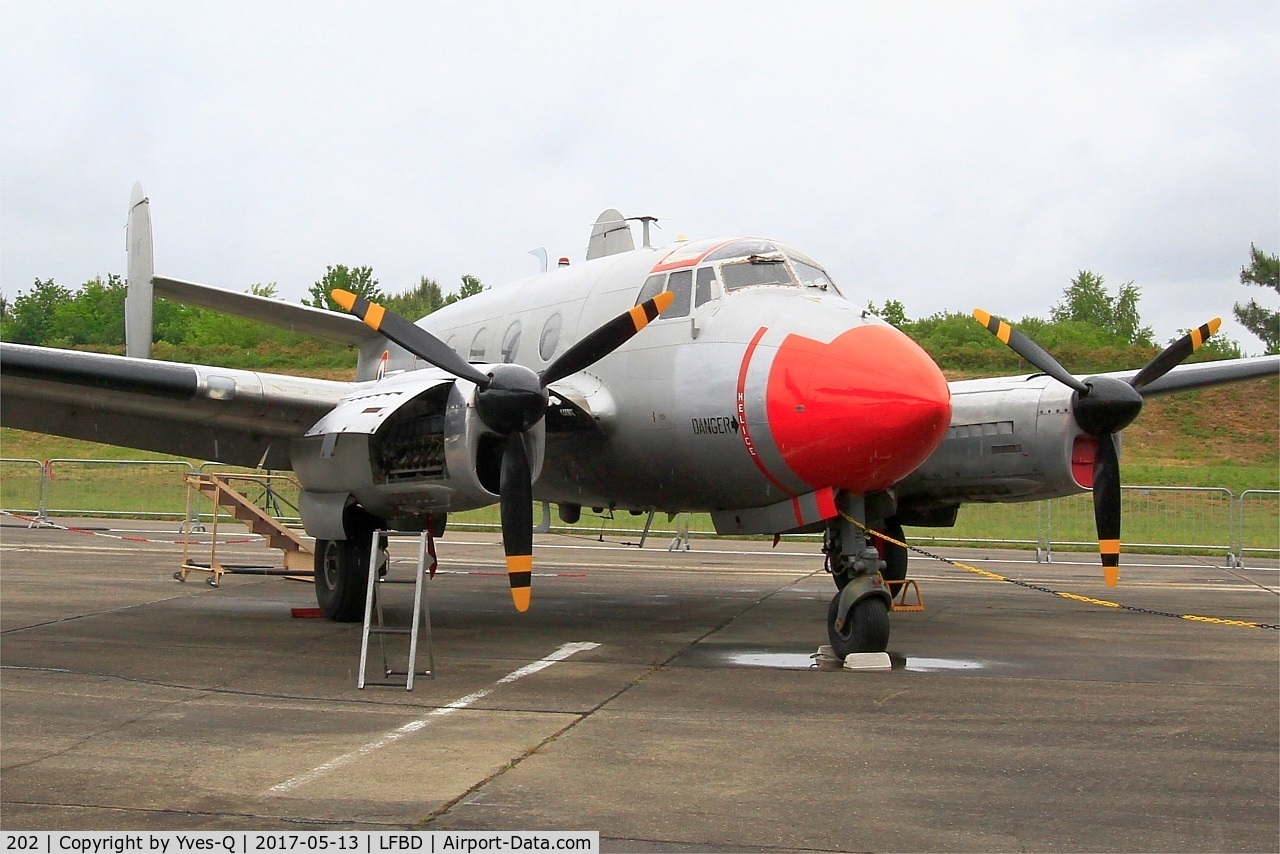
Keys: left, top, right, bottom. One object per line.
{"left": 585, "top": 209, "right": 634, "bottom": 260}
{"left": 125, "top": 182, "right": 154, "bottom": 358}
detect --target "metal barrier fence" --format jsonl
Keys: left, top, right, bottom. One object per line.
{"left": 0, "top": 458, "right": 45, "bottom": 517}
{"left": 42, "top": 459, "right": 196, "bottom": 521}
{"left": 1237, "top": 490, "right": 1280, "bottom": 566}
{"left": 2, "top": 458, "right": 1276, "bottom": 565}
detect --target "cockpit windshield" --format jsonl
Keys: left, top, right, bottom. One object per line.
{"left": 721, "top": 254, "right": 793, "bottom": 291}
{"left": 707, "top": 239, "right": 841, "bottom": 295}
{"left": 791, "top": 258, "right": 834, "bottom": 291}
{"left": 635, "top": 238, "right": 842, "bottom": 313}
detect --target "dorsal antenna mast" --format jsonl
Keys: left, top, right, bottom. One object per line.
{"left": 626, "top": 216, "right": 661, "bottom": 249}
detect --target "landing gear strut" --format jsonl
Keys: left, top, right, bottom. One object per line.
{"left": 823, "top": 493, "right": 893, "bottom": 657}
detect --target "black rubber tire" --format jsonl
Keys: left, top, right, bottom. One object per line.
{"left": 314, "top": 533, "right": 371, "bottom": 622}
{"left": 827, "top": 593, "right": 891, "bottom": 657}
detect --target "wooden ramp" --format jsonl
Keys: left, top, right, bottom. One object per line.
{"left": 178, "top": 472, "right": 313, "bottom": 586}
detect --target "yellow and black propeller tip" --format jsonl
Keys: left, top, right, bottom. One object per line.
{"left": 506, "top": 555, "right": 532, "bottom": 612}
{"left": 1130, "top": 318, "right": 1222, "bottom": 391}
{"left": 331, "top": 288, "right": 492, "bottom": 387}
{"left": 539, "top": 290, "right": 675, "bottom": 387}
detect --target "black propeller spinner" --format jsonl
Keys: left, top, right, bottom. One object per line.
{"left": 333, "top": 288, "right": 674, "bottom": 611}
{"left": 974, "top": 310, "right": 1221, "bottom": 586}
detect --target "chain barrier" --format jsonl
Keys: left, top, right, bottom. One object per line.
{"left": 841, "top": 511, "right": 1279, "bottom": 631}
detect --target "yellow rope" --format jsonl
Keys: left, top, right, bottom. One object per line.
{"left": 839, "top": 510, "right": 1276, "bottom": 631}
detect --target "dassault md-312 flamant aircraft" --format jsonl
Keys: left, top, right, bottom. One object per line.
{"left": 3, "top": 184, "right": 1277, "bottom": 655}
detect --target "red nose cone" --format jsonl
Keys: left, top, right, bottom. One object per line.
{"left": 766, "top": 325, "right": 951, "bottom": 493}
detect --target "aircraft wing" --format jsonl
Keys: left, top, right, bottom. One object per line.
{"left": 0, "top": 343, "right": 356, "bottom": 469}
{"left": 1100, "top": 353, "right": 1279, "bottom": 395}
{"left": 962, "top": 354, "right": 1280, "bottom": 396}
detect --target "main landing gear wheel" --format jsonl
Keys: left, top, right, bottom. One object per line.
{"left": 314, "top": 532, "right": 371, "bottom": 622}
{"left": 827, "top": 594, "right": 890, "bottom": 657}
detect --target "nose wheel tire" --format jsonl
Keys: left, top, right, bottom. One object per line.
{"left": 828, "top": 594, "right": 890, "bottom": 657}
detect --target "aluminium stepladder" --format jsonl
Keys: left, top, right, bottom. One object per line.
{"left": 357, "top": 530, "right": 436, "bottom": 689}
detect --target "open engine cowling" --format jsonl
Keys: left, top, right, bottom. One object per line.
{"left": 290, "top": 372, "right": 544, "bottom": 539}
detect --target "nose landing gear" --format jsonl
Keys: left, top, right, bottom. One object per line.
{"left": 823, "top": 493, "right": 894, "bottom": 656}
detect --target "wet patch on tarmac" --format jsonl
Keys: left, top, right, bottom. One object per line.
{"left": 677, "top": 645, "right": 1004, "bottom": 674}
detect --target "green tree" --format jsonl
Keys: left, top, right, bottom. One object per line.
{"left": 1233, "top": 244, "right": 1279, "bottom": 355}
{"left": 385, "top": 276, "right": 445, "bottom": 319}
{"left": 865, "top": 298, "right": 908, "bottom": 328}
{"left": 49, "top": 274, "right": 126, "bottom": 346}
{"left": 7, "top": 278, "right": 72, "bottom": 344}
{"left": 899, "top": 309, "right": 1023, "bottom": 372}
{"left": 186, "top": 283, "right": 298, "bottom": 349}
{"left": 444, "top": 274, "right": 485, "bottom": 305}
{"left": 305, "top": 264, "right": 382, "bottom": 312}
{"left": 153, "top": 297, "right": 200, "bottom": 344}
{"left": 1049, "top": 271, "right": 1153, "bottom": 346}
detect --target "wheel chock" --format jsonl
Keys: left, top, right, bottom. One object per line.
{"left": 842, "top": 652, "right": 892, "bottom": 671}
{"left": 889, "top": 578, "right": 924, "bottom": 612}
{"left": 811, "top": 645, "right": 844, "bottom": 671}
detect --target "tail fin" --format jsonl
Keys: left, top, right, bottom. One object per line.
{"left": 124, "top": 182, "right": 154, "bottom": 358}
{"left": 585, "top": 209, "right": 634, "bottom": 260}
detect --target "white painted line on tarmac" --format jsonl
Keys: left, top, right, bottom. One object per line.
{"left": 267, "top": 641, "right": 599, "bottom": 795}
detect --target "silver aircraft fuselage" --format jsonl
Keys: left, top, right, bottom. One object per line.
{"left": 357, "top": 237, "right": 952, "bottom": 518}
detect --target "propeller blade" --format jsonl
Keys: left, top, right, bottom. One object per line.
{"left": 499, "top": 433, "right": 534, "bottom": 612}
{"left": 541, "top": 291, "right": 675, "bottom": 387}
{"left": 331, "top": 289, "right": 492, "bottom": 388}
{"left": 1093, "top": 432, "right": 1122, "bottom": 587}
{"left": 973, "top": 309, "right": 1089, "bottom": 394}
{"left": 1129, "top": 318, "right": 1221, "bottom": 392}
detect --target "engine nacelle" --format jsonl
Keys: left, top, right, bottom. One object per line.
{"left": 291, "top": 372, "right": 544, "bottom": 538}
{"left": 895, "top": 374, "right": 1093, "bottom": 524}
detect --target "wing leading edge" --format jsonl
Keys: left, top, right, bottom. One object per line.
{"left": 1104, "top": 354, "right": 1279, "bottom": 396}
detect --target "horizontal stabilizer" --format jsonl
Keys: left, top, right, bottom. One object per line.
{"left": 153, "top": 277, "right": 377, "bottom": 346}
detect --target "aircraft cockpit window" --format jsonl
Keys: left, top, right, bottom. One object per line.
{"left": 791, "top": 258, "right": 838, "bottom": 294}
{"left": 695, "top": 266, "right": 717, "bottom": 308}
{"left": 636, "top": 274, "right": 665, "bottom": 305}
{"left": 665, "top": 270, "right": 692, "bottom": 318}
{"left": 705, "top": 238, "right": 779, "bottom": 263}
{"left": 721, "top": 254, "right": 795, "bottom": 291}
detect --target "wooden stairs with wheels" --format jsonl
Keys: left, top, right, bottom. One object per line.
{"left": 178, "top": 472, "right": 313, "bottom": 587}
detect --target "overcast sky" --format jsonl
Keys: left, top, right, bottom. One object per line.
{"left": 2, "top": 1, "right": 1277, "bottom": 353}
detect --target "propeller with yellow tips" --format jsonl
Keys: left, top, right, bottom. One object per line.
{"left": 974, "top": 310, "right": 1222, "bottom": 586}
{"left": 333, "top": 287, "right": 675, "bottom": 611}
